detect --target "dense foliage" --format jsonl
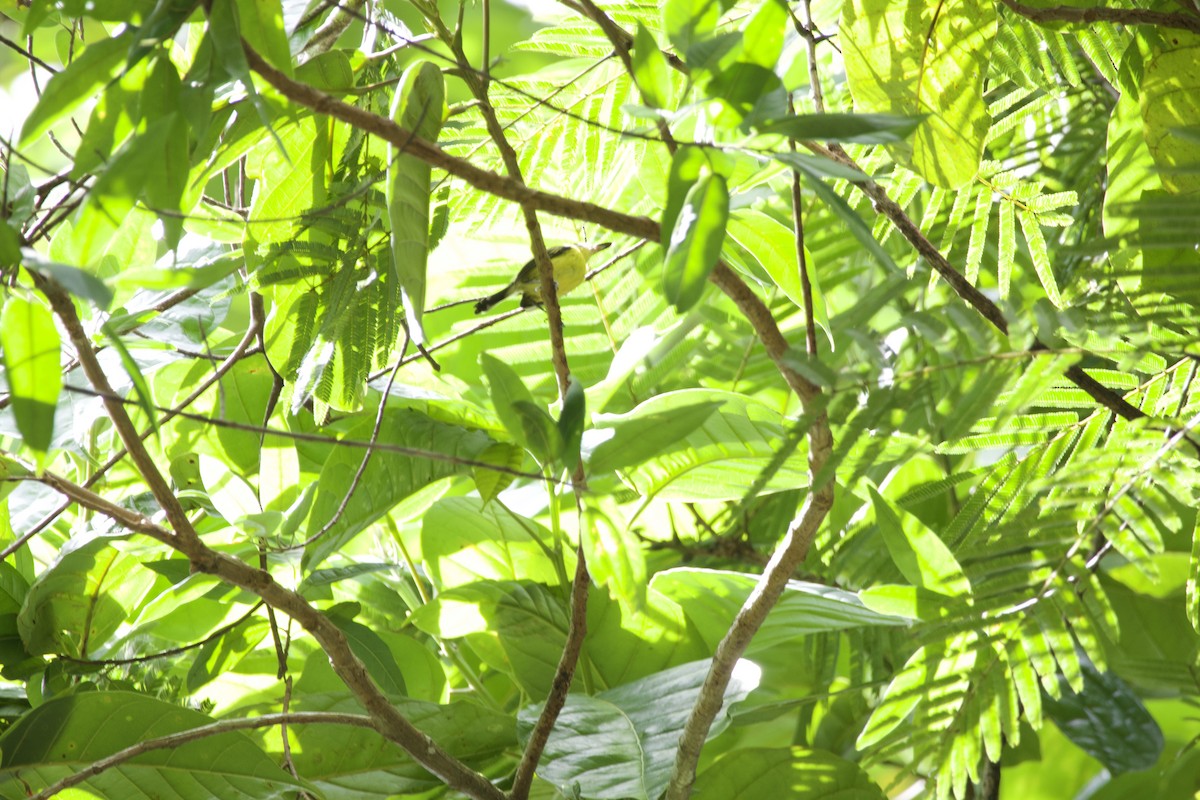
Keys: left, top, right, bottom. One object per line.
{"left": 1, "top": 0, "right": 1198, "bottom": 798}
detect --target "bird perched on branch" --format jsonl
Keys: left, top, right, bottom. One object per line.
{"left": 474, "top": 241, "right": 612, "bottom": 314}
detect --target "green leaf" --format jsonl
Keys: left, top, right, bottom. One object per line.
{"left": 652, "top": 569, "right": 908, "bottom": 653}
{"left": 0, "top": 296, "right": 62, "bottom": 459}
{"left": 663, "top": 171, "right": 729, "bottom": 311}
{"left": 331, "top": 616, "right": 408, "bottom": 695}
{"left": 1141, "top": 34, "right": 1200, "bottom": 195}
{"left": 599, "top": 390, "right": 808, "bottom": 501}
{"left": 582, "top": 502, "right": 647, "bottom": 614}
{"left": 19, "top": 31, "right": 132, "bottom": 146}
{"left": 588, "top": 398, "right": 723, "bottom": 474}
{"left": 388, "top": 59, "right": 445, "bottom": 344}
{"left": 662, "top": 146, "right": 710, "bottom": 243}
{"left": 0, "top": 692, "right": 303, "bottom": 798}
{"left": 841, "top": 0, "right": 995, "bottom": 188}
{"left": 17, "top": 537, "right": 156, "bottom": 658}
{"left": 300, "top": 410, "right": 492, "bottom": 570}
{"left": 512, "top": 399, "right": 565, "bottom": 464}
{"left": 696, "top": 747, "right": 885, "bottom": 798}
{"left": 0, "top": 225, "right": 21, "bottom": 268}
{"left": 421, "top": 498, "right": 562, "bottom": 588}
{"left": 663, "top": 0, "right": 722, "bottom": 58}
{"left": 516, "top": 660, "right": 758, "bottom": 800}
{"left": 798, "top": 170, "right": 898, "bottom": 272}
{"left": 632, "top": 23, "right": 672, "bottom": 109}
{"left": 558, "top": 375, "right": 587, "bottom": 471}
{"left": 409, "top": 581, "right": 570, "bottom": 696}
{"left": 1042, "top": 659, "right": 1164, "bottom": 775}
{"left": 869, "top": 486, "right": 971, "bottom": 598}
{"left": 186, "top": 617, "right": 269, "bottom": 692}
{"left": 234, "top": 0, "right": 292, "bottom": 77}
{"left": 480, "top": 352, "right": 537, "bottom": 447}
{"left": 287, "top": 693, "right": 514, "bottom": 798}
{"left": 740, "top": 0, "right": 787, "bottom": 69}
{"left": 472, "top": 442, "right": 524, "bottom": 505}
{"left": 755, "top": 112, "right": 922, "bottom": 144}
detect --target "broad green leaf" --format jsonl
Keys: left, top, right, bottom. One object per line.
{"left": 516, "top": 659, "right": 758, "bottom": 800}
{"left": 186, "top": 617, "right": 270, "bottom": 692}
{"left": 300, "top": 409, "right": 493, "bottom": 570}
{"left": 856, "top": 645, "right": 932, "bottom": 748}
{"left": 663, "top": 172, "right": 729, "bottom": 311}
{"left": 0, "top": 225, "right": 20, "bottom": 268}
{"left": 19, "top": 31, "right": 132, "bottom": 146}
{"left": 740, "top": 0, "right": 787, "bottom": 69}
{"left": 234, "top": 0, "right": 292, "bottom": 77}
{"left": 663, "top": 0, "right": 722, "bottom": 58}
{"left": 869, "top": 486, "right": 971, "bottom": 597}
{"left": 724, "top": 211, "right": 831, "bottom": 345}
{"left": 841, "top": 0, "right": 995, "bottom": 188}
{"left": 1141, "top": 34, "right": 1200, "bottom": 195}
{"left": 287, "top": 693, "right": 514, "bottom": 798}
{"left": 1042, "top": 660, "right": 1163, "bottom": 775}
{"left": 0, "top": 692, "right": 302, "bottom": 798}
{"left": 662, "top": 147, "right": 709, "bottom": 244}
{"left": 0, "top": 296, "right": 61, "bottom": 459}
{"left": 512, "top": 399, "right": 564, "bottom": 463}
{"left": 588, "top": 397, "right": 723, "bottom": 474}
{"left": 480, "top": 352, "right": 537, "bottom": 447}
{"left": 582, "top": 502, "right": 647, "bottom": 614}
{"left": 472, "top": 442, "right": 524, "bottom": 505}
{"left": 331, "top": 616, "right": 407, "bottom": 695}
{"left": 421, "top": 497, "right": 562, "bottom": 588}
{"left": 696, "top": 747, "right": 885, "bottom": 798}
{"left": 409, "top": 580, "right": 569, "bottom": 696}
{"left": 199, "top": 454, "right": 262, "bottom": 522}
{"left": 632, "top": 23, "right": 671, "bottom": 108}
{"left": 388, "top": 59, "right": 445, "bottom": 344}
{"left": 605, "top": 390, "right": 808, "bottom": 501}
{"left": 18, "top": 536, "right": 156, "bottom": 658}
{"left": 797, "top": 169, "right": 898, "bottom": 272}
{"left": 652, "top": 568, "right": 908, "bottom": 652}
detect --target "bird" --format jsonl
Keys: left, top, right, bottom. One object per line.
{"left": 474, "top": 242, "right": 612, "bottom": 314}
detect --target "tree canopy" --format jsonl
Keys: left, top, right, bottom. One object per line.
{"left": 1, "top": 0, "right": 1198, "bottom": 798}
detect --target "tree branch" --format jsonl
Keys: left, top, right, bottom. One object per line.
{"left": 999, "top": 0, "right": 1200, "bottom": 34}
{"left": 27, "top": 712, "right": 376, "bottom": 800}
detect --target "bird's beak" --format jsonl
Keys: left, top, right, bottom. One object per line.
{"left": 593, "top": 242, "right": 613, "bottom": 253}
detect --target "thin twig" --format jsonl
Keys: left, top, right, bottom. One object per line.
{"left": 56, "top": 603, "right": 265, "bottom": 666}
{"left": 26, "top": 712, "right": 377, "bottom": 800}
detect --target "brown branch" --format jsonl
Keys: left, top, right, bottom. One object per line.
{"left": 27, "top": 469, "right": 507, "bottom": 800}
{"left": 509, "top": 542, "right": 590, "bottom": 799}
{"left": 240, "top": 44, "right": 659, "bottom": 243}
{"left": 999, "top": 0, "right": 1200, "bottom": 34}
{"left": 26, "top": 712, "right": 376, "bottom": 800}
{"left": 29, "top": 271, "right": 202, "bottom": 545}
{"left": 806, "top": 142, "right": 1148, "bottom": 422}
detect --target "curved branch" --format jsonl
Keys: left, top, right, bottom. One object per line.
{"left": 27, "top": 712, "right": 376, "bottom": 800}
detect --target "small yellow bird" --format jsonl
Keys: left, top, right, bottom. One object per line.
{"left": 474, "top": 242, "right": 612, "bottom": 314}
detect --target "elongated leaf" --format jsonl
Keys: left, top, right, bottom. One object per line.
{"left": 632, "top": 23, "right": 671, "bottom": 108}
{"left": 0, "top": 297, "right": 61, "bottom": 459}
{"left": 582, "top": 503, "right": 647, "bottom": 614}
{"left": 652, "top": 568, "right": 908, "bottom": 652}
{"left": 19, "top": 32, "right": 132, "bottom": 146}
{"left": 558, "top": 375, "right": 587, "bottom": 471}
{"left": 0, "top": 692, "right": 303, "bottom": 799}
{"left": 512, "top": 399, "right": 564, "bottom": 464}
{"left": 388, "top": 60, "right": 445, "bottom": 343}
{"left": 869, "top": 486, "right": 971, "bottom": 598}
{"left": 662, "top": 147, "right": 710, "bottom": 244}
{"left": 421, "top": 498, "right": 561, "bottom": 588}
{"left": 588, "top": 397, "right": 723, "bottom": 474}
{"left": 234, "top": 0, "right": 292, "bottom": 77}
{"left": 1141, "top": 34, "right": 1200, "bottom": 195}
{"left": 663, "top": 172, "right": 729, "bottom": 311}
{"left": 18, "top": 536, "right": 155, "bottom": 658}
{"left": 480, "top": 352, "right": 537, "bottom": 447}
{"left": 516, "top": 660, "right": 758, "bottom": 800}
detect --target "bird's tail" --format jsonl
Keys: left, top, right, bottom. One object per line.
{"left": 474, "top": 287, "right": 512, "bottom": 314}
